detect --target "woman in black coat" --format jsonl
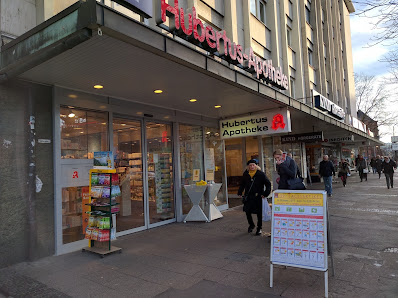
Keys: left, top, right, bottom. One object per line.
{"left": 238, "top": 159, "right": 272, "bottom": 235}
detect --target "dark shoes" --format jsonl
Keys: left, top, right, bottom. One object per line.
{"left": 255, "top": 228, "right": 262, "bottom": 236}
{"left": 248, "top": 226, "right": 254, "bottom": 233}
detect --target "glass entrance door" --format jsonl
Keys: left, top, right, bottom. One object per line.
{"left": 146, "top": 122, "right": 174, "bottom": 224}
{"left": 113, "top": 118, "right": 145, "bottom": 231}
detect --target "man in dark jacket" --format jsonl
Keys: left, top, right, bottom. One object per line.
{"left": 238, "top": 159, "right": 272, "bottom": 235}
{"left": 381, "top": 156, "right": 397, "bottom": 189}
{"left": 319, "top": 155, "right": 335, "bottom": 197}
{"left": 375, "top": 155, "right": 383, "bottom": 179}
{"left": 274, "top": 150, "right": 297, "bottom": 190}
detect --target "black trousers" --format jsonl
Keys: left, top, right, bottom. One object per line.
{"left": 385, "top": 173, "right": 394, "bottom": 188}
{"left": 246, "top": 211, "right": 262, "bottom": 229}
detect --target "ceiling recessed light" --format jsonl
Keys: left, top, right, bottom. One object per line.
{"left": 101, "top": 123, "right": 107, "bottom": 125}
{"left": 68, "top": 112, "right": 75, "bottom": 118}
{"left": 164, "top": 116, "right": 170, "bottom": 119}
{"left": 68, "top": 94, "right": 77, "bottom": 99}
{"left": 154, "top": 90, "right": 163, "bottom": 94}
{"left": 136, "top": 112, "right": 143, "bottom": 115}
{"left": 121, "top": 124, "right": 126, "bottom": 126}
{"left": 74, "top": 127, "right": 83, "bottom": 130}
{"left": 94, "top": 85, "right": 104, "bottom": 89}
{"left": 80, "top": 131, "right": 84, "bottom": 134}
{"left": 189, "top": 99, "right": 197, "bottom": 102}
{"left": 215, "top": 105, "right": 221, "bottom": 108}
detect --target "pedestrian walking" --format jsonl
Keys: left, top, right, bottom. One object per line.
{"left": 357, "top": 155, "right": 368, "bottom": 182}
{"left": 338, "top": 159, "right": 350, "bottom": 187}
{"left": 273, "top": 149, "right": 297, "bottom": 190}
{"left": 375, "top": 155, "right": 383, "bottom": 179}
{"left": 319, "top": 155, "right": 335, "bottom": 197}
{"left": 238, "top": 159, "right": 272, "bottom": 235}
{"left": 370, "top": 157, "right": 377, "bottom": 174}
{"left": 381, "top": 156, "right": 397, "bottom": 189}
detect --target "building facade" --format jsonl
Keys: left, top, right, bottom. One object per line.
{"left": 0, "top": 0, "right": 380, "bottom": 267}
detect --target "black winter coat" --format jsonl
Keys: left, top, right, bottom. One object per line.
{"left": 382, "top": 160, "right": 397, "bottom": 174}
{"left": 238, "top": 170, "right": 271, "bottom": 214}
{"left": 376, "top": 159, "right": 383, "bottom": 171}
{"left": 319, "top": 160, "right": 335, "bottom": 177}
{"left": 276, "top": 156, "right": 297, "bottom": 190}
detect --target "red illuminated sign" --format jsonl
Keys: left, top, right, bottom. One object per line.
{"left": 271, "top": 114, "right": 286, "bottom": 130}
{"left": 156, "top": 0, "right": 288, "bottom": 90}
{"left": 162, "top": 131, "right": 168, "bottom": 143}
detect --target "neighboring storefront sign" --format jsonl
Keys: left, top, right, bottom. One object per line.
{"left": 323, "top": 135, "right": 354, "bottom": 143}
{"left": 220, "top": 109, "right": 291, "bottom": 139}
{"left": 314, "top": 94, "right": 345, "bottom": 120}
{"left": 281, "top": 132, "right": 323, "bottom": 144}
{"left": 155, "top": 0, "right": 288, "bottom": 90}
{"left": 114, "top": 0, "right": 153, "bottom": 18}
{"left": 270, "top": 190, "right": 328, "bottom": 270}
{"left": 392, "top": 136, "right": 398, "bottom": 143}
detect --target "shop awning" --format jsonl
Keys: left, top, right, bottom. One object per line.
{"left": 0, "top": 0, "right": 381, "bottom": 145}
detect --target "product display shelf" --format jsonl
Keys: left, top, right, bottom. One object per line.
{"left": 82, "top": 169, "right": 122, "bottom": 257}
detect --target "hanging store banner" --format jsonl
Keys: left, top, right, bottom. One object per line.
{"left": 314, "top": 94, "right": 345, "bottom": 120}
{"left": 155, "top": 0, "right": 288, "bottom": 90}
{"left": 281, "top": 132, "right": 323, "bottom": 144}
{"left": 220, "top": 109, "right": 291, "bottom": 139}
{"left": 270, "top": 190, "right": 328, "bottom": 271}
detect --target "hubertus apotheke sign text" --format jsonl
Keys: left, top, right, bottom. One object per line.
{"left": 220, "top": 109, "right": 291, "bottom": 139}
{"left": 155, "top": 0, "right": 288, "bottom": 90}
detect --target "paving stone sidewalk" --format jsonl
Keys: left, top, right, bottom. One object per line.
{"left": 1, "top": 173, "right": 397, "bottom": 297}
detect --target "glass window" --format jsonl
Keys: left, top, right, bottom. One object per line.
{"left": 250, "top": 0, "right": 256, "bottom": 15}
{"left": 308, "top": 48, "right": 313, "bottom": 66}
{"left": 146, "top": 122, "right": 174, "bottom": 224}
{"left": 288, "top": 0, "right": 293, "bottom": 19}
{"left": 290, "top": 77, "right": 296, "bottom": 99}
{"left": 179, "top": 124, "right": 204, "bottom": 215}
{"left": 62, "top": 186, "right": 88, "bottom": 244}
{"left": 287, "top": 27, "right": 292, "bottom": 47}
{"left": 259, "top": 1, "right": 266, "bottom": 23}
{"left": 60, "top": 106, "right": 108, "bottom": 159}
{"left": 305, "top": 6, "right": 310, "bottom": 23}
{"left": 205, "top": 128, "right": 227, "bottom": 207}
{"left": 262, "top": 136, "right": 274, "bottom": 188}
{"left": 225, "top": 138, "right": 244, "bottom": 208}
{"left": 113, "top": 118, "right": 145, "bottom": 231}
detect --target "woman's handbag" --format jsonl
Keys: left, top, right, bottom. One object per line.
{"left": 287, "top": 177, "right": 306, "bottom": 190}
{"left": 262, "top": 198, "right": 272, "bottom": 222}
{"left": 363, "top": 168, "right": 369, "bottom": 174}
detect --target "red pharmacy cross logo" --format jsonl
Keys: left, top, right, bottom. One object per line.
{"left": 72, "top": 171, "right": 79, "bottom": 179}
{"left": 271, "top": 114, "right": 286, "bottom": 130}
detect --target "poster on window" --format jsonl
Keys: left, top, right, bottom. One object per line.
{"left": 270, "top": 190, "right": 328, "bottom": 271}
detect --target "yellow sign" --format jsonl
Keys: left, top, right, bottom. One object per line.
{"left": 193, "top": 169, "right": 200, "bottom": 181}
{"left": 274, "top": 193, "right": 323, "bottom": 206}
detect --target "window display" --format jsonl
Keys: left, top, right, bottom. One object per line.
{"left": 147, "top": 122, "right": 174, "bottom": 223}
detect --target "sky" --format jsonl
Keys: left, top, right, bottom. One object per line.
{"left": 349, "top": 1, "right": 397, "bottom": 143}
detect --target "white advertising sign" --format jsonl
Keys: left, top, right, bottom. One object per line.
{"left": 220, "top": 109, "right": 291, "bottom": 139}
{"left": 391, "top": 144, "right": 398, "bottom": 151}
{"left": 391, "top": 136, "right": 398, "bottom": 143}
{"left": 270, "top": 190, "right": 328, "bottom": 271}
